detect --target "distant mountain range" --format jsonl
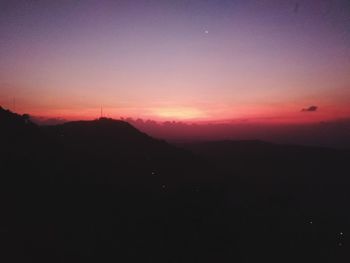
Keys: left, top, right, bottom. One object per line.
{"left": 1, "top": 106, "right": 349, "bottom": 262}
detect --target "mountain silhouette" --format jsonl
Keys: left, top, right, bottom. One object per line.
{"left": 1, "top": 106, "right": 349, "bottom": 262}
{"left": 0, "top": 106, "right": 40, "bottom": 150}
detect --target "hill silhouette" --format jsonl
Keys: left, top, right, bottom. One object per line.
{"left": 1, "top": 107, "right": 349, "bottom": 262}
{"left": 0, "top": 106, "right": 41, "bottom": 151}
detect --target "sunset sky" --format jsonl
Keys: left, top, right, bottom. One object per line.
{"left": 0, "top": 0, "right": 349, "bottom": 123}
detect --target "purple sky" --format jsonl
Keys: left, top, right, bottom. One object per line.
{"left": 0, "top": 0, "right": 350, "bottom": 122}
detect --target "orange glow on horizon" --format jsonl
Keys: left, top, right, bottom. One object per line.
{"left": 151, "top": 107, "right": 209, "bottom": 121}
{"left": 4, "top": 102, "right": 349, "bottom": 126}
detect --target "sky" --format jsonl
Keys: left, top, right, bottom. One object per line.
{"left": 0, "top": 0, "right": 350, "bottom": 123}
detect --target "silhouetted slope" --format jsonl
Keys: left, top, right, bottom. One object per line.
{"left": 179, "top": 140, "right": 349, "bottom": 181}
{"left": 0, "top": 107, "right": 213, "bottom": 184}
{"left": 1, "top": 107, "right": 350, "bottom": 262}
{"left": 1, "top": 108, "right": 223, "bottom": 263}
{"left": 0, "top": 107, "right": 56, "bottom": 184}
{"left": 55, "top": 118, "right": 153, "bottom": 145}
{"left": 40, "top": 117, "right": 215, "bottom": 185}
{"left": 180, "top": 139, "right": 350, "bottom": 199}
{"left": 181, "top": 141, "right": 350, "bottom": 227}
{"left": 47, "top": 117, "right": 176, "bottom": 162}
{"left": 178, "top": 140, "right": 350, "bottom": 262}
{"left": 0, "top": 106, "right": 40, "bottom": 148}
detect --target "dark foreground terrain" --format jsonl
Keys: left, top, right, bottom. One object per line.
{"left": 1, "top": 106, "right": 349, "bottom": 262}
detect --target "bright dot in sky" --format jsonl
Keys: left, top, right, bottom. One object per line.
{"left": 205, "top": 30, "right": 209, "bottom": 34}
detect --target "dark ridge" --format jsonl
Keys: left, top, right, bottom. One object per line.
{"left": 1, "top": 107, "right": 350, "bottom": 262}
{"left": 0, "top": 106, "right": 43, "bottom": 155}
{"left": 1, "top": 107, "right": 215, "bottom": 184}
{"left": 0, "top": 106, "right": 37, "bottom": 131}
{"left": 51, "top": 117, "right": 153, "bottom": 144}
